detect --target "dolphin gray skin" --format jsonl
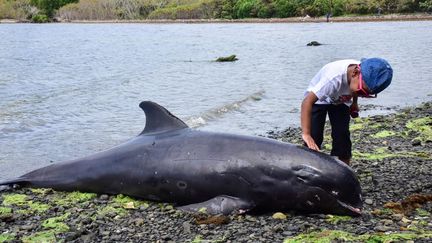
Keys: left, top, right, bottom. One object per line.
{"left": 0, "top": 101, "right": 363, "bottom": 216}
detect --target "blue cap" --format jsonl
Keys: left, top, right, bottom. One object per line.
{"left": 360, "top": 58, "right": 393, "bottom": 94}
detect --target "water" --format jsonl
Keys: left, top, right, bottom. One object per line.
{"left": 1, "top": 22, "right": 431, "bottom": 180}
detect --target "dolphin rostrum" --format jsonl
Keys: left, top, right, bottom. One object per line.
{"left": 0, "top": 101, "right": 363, "bottom": 216}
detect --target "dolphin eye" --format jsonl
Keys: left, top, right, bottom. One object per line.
{"left": 177, "top": 181, "right": 187, "bottom": 189}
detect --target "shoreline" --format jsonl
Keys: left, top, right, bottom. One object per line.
{"left": 2, "top": 13, "right": 432, "bottom": 24}
{"left": 1, "top": 101, "right": 431, "bottom": 242}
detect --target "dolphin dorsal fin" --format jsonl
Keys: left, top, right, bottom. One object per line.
{"left": 139, "top": 101, "right": 189, "bottom": 135}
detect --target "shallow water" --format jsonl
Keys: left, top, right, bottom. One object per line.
{"left": 0, "top": 22, "right": 431, "bottom": 180}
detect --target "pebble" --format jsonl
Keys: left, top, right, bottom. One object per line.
{"left": 374, "top": 225, "right": 392, "bottom": 232}
{"left": 182, "top": 222, "right": 191, "bottom": 234}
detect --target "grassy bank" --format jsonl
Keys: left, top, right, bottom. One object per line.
{"left": 1, "top": 13, "right": 432, "bottom": 23}
{"left": 1, "top": 102, "right": 431, "bottom": 242}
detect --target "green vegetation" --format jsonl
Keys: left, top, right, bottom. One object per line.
{"left": 216, "top": 55, "right": 238, "bottom": 62}
{"left": 1, "top": 0, "right": 432, "bottom": 22}
{"left": 112, "top": 194, "right": 150, "bottom": 209}
{"left": 284, "top": 230, "right": 432, "bottom": 243}
{"left": 0, "top": 233, "right": 15, "bottom": 243}
{"left": 353, "top": 147, "right": 430, "bottom": 160}
{"left": 0, "top": 206, "right": 13, "bottom": 221}
{"left": 42, "top": 213, "right": 70, "bottom": 232}
{"left": 325, "top": 214, "right": 351, "bottom": 224}
{"left": 97, "top": 205, "right": 127, "bottom": 217}
{"left": 28, "top": 201, "right": 50, "bottom": 213}
{"left": 406, "top": 117, "right": 432, "bottom": 143}
{"left": 53, "top": 191, "right": 97, "bottom": 206}
{"left": 2, "top": 193, "right": 27, "bottom": 206}
{"left": 371, "top": 130, "right": 396, "bottom": 138}
{"left": 22, "top": 231, "right": 56, "bottom": 243}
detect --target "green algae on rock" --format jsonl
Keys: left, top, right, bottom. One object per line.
{"left": 113, "top": 194, "right": 150, "bottom": 209}
{"left": 0, "top": 206, "right": 13, "bottom": 221}
{"left": 0, "top": 233, "right": 15, "bottom": 243}
{"left": 284, "top": 230, "right": 432, "bottom": 243}
{"left": 28, "top": 201, "right": 50, "bottom": 213}
{"left": 353, "top": 147, "right": 430, "bottom": 160}
{"left": 1, "top": 193, "right": 28, "bottom": 206}
{"left": 1, "top": 193, "right": 50, "bottom": 215}
{"left": 325, "top": 215, "right": 352, "bottom": 224}
{"left": 42, "top": 213, "right": 70, "bottom": 232}
{"left": 371, "top": 130, "right": 396, "bottom": 138}
{"left": 53, "top": 191, "right": 97, "bottom": 206}
{"left": 215, "top": 55, "right": 238, "bottom": 62}
{"left": 0, "top": 206, "right": 12, "bottom": 215}
{"left": 406, "top": 117, "right": 432, "bottom": 143}
{"left": 97, "top": 205, "right": 127, "bottom": 218}
{"left": 30, "top": 188, "right": 54, "bottom": 195}
{"left": 22, "top": 230, "right": 56, "bottom": 243}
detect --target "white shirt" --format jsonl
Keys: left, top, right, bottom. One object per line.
{"left": 305, "top": 59, "right": 360, "bottom": 105}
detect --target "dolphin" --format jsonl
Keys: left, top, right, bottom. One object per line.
{"left": 0, "top": 101, "right": 363, "bottom": 216}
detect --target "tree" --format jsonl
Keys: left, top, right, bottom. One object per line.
{"left": 420, "top": 0, "right": 432, "bottom": 12}
{"left": 273, "top": 0, "right": 298, "bottom": 17}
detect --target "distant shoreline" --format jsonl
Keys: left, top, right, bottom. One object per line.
{"left": 2, "top": 13, "right": 432, "bottom": 24}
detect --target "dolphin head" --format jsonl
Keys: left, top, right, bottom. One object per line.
{"left": 290, "top": 150, "right": 363, "bottom": 216}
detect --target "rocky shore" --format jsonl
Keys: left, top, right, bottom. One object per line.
{"left": 1, "top": 102, "right": 431, "bottom": 242}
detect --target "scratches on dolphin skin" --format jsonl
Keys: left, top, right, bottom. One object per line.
{"left": 292, "top": 164, "right": 322, "bottom": 185}
{"left": 160, "top": 179, "right": 170, "bottom": 184}
{"left": 147, "top": 194, "right": 160, "bottom": 201}
{"left": 296, "top": 176, "right": 308, "bottom": 183}
{"left": 219, "top": 172, "right": 253, "bottom": 186}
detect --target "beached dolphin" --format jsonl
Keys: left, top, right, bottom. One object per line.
{"left": 0, "top": 101, "right": 363, "bottom": 216}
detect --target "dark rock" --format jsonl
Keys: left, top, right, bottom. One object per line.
{"left": 411, "top": 139, "right": 422, "bottom": 146}
{"left": 307, "top": 41, "right": 322, "bottom": 46}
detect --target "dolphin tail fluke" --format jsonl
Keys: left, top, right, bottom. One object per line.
{"left": 0, "top": 178, "right": 28, "bottom": 187}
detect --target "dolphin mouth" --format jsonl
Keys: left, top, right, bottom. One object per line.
{"left": 337, "top": 200, "right": 362, "bottom": 216}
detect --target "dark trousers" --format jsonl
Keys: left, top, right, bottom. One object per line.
{"left": 311, "top": 104, "right": 352, "bottom": 160}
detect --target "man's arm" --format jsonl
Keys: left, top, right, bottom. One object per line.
{"left": 301, "top": 92, "right": 320, "bottom": 151}
{"left": 350, "top": 94, "right": 359, "bottom": 118}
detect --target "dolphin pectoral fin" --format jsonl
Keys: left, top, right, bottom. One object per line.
{"left": 177, "top": 195, "right": 255, "bottom": 215}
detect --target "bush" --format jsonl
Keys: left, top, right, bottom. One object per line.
{"left": 31, "top": 13, "right": 48, "bottom": 22}
{"left": 257, "top": 4, "right": 273, "bottom": 18}
{"left": 420, "top": 0, "right": 432, "bottom": 12}
{"left": 148, "top": 0, "right": 217, "bottom": 19}
{"left": 0, "top": 0, "right": 33, "bottom": 20}
{"left": 233, "top": 0, "right": 261, "bottom": 18}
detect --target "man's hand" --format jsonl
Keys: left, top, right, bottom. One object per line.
{"left": 301, "top": 92, "right": 319, "bottom": 151}
{"left": 302, "top": 134, "right": 320, "bottom": 151}
{"left": 350, "top": 103, "right": 359, "bottom": 118}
